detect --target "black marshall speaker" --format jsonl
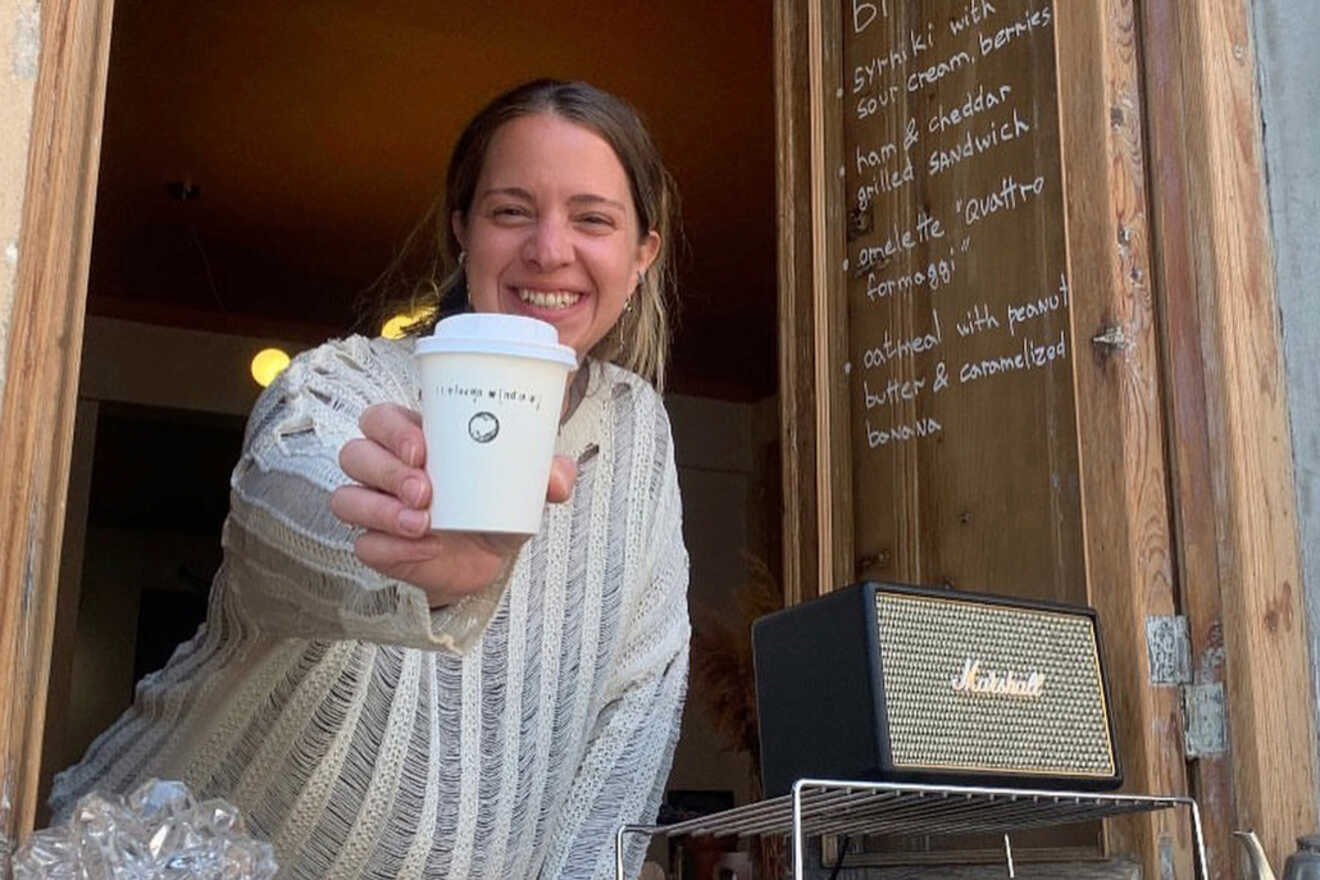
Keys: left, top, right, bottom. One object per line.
{"left": 752, "top": 582, "right": 1122, "bottom": 797}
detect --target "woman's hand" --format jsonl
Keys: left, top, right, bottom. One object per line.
{"left": 330, "top": 403, "right": 577, "bottom": 607}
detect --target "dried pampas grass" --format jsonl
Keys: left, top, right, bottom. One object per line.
{"left": 689, "top": 553, "right": 783, "bottom": 797}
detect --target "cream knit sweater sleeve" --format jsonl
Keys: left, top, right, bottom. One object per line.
{"left": 224, "top": 334, "right": 507, "bottom": 654}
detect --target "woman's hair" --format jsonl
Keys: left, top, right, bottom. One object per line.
{"left": 384, "top": 79, "right": 681, "bottom": 389}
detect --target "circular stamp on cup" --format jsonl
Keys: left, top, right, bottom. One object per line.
{"left": 468, "top": 411, "right": 499, "bottom": 443}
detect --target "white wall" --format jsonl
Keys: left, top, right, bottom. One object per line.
{"left": 1250, "top": 0, "right": 1320, "bottom": 811}
{"left": 79, "top": 315, "right": 307, "bottom": 416}
{"left": 0, "top": 0, "right": 40, "bottom": 400}
{"left": 665, "top": 393, "right": 765, "bottom": 810}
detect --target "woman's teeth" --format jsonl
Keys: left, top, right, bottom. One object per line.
{"left": 517, "top": 289, "right": 581, "bottom": 309}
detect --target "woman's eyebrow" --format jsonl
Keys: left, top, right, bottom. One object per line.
{"left": 567, "top": 194, "right": 626, "bottom": 212}
{"left": 478, "top": 189, "right": 624, "bottom": 213}
{"left": 479, "top": 186, "right": 535, "bottom": 202}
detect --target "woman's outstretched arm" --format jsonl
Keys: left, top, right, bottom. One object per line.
{"left": 226, "top": 334, "right": 555, "bottom": 653}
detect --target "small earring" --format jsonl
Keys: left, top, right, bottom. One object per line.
{"left": 458, "top": 250, "right": 467, "bottom": 266}
{"left": 636, "top": 270, "right": 644, "bottom": 290}
{"left": 624, "top": 297, "right": 634, "bottom": 313}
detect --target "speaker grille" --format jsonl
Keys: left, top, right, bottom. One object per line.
{"left": 875, "top": 593, "right": 1116, "bottom": 777}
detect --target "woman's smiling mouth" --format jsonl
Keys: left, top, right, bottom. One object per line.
{"left": 515, "top": 288, "right": 584, "bottom": 310}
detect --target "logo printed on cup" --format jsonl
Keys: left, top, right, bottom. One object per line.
{"left": 435, "top": 383, "right": 544, "bottom": 412}
{"left": 468, "top": 411, "right": 500, "bottom": 443}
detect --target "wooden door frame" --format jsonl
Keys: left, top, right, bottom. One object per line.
{"left": 1137, "top": 0, "right": 1316, "bottom": 871}
{"left": 0, "top": 0, "right": 115, "bottom": 861}
{"left": 1055, "top": 0, "right": 1185, "bottom": 871}
{"left": 774, "top": 0, "right": 852, "bottom": 608}
{"left": 774, "top": 0, "right": 1315, "bottom": 876}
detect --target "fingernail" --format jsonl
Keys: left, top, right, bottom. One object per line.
{"left": 402, "top": 477, "right": 425, "bottom": 507}
{"left": 398, "top": 508, "right": 428, "bottom": 534}
{"left": 401, "top": 440, "right": 418, "bottom": 467}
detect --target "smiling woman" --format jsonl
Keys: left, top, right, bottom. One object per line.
{"left": 47, "top": 79, "right": 692, "bottom": 880}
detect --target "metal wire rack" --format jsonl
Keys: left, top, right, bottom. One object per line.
{"left": 615, "top": 778, "right": 1205, "bottom": 880}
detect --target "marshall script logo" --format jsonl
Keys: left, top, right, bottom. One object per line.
{"left": 950, "top": 659, "right": 1046, "bottom": 698}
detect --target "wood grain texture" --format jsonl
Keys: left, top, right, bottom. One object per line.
{"left": 778, "top": 0, "right": 1306, "bottom": 876}
{"left": 779, "top": 0, "right": 852, "bottom": 605}
{"left": 1054, "top": 0, "right": 1192, "bottom": 876}
{"left": 838, "top": 0, "right": 1084, "bottom": 605}
{"left": 836, "top": 859, "right": 1140, "bottom": 880}
{"left": 807, "top": 833, "right": 1140, "bottom": 879}
{"left": 777, "top": 0, "right": 821, "bottom": 607}
{"left": 1144, "top": 0, "right": 1317, "bottom": 869}
{"left": 1139, "top": 0, "right": 1241, "bottom": 874}
{"left": 834, "top": 0, "right": 1099, "bottom": 863}
{"left": 0, "top": 0, "right": 114, "bottom": 854}
{"left": 0, "top": 0, "right": 115, "bottom": 861}
{"left": 809, "top": 0, "right": 854, "bottom": 597}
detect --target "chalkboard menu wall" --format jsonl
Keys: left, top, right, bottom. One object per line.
{"left": 844, "top": 0, "right": 1083, "bottom": 604}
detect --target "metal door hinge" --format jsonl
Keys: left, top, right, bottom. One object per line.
{"left": 1146, "top": 615, "right": 1191, "bottom": 684}
{"left": 1182, "top": 683, "right": 1228, "bottom": 758}
{"left": 1145, "top": 615, "right": 1228, "bottom": 758}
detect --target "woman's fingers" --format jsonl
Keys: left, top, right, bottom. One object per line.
{"left": 339, "top": 436, "right": 431, "bottom": 509}
{"left": 353, "top": 530, "right": 447, "bottom": 571}
{"left": 335, "top": 405, "right": 432, "bottom": 538}
{"left": 546, "top": 455, "right": 578, "bottom": 504}
{"left": 359, "top": 403, "right": 426, "bottom": 468}
{"left": 331, "top": 484, "right": 430, "bottom": 537}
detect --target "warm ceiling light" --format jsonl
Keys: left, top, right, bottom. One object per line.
{"left": 250, "top": 348, "right": 291, "bottom": 387}
{"left": 381, "top": 305, "right": 437, "bottom": 340}
{"left": 380, "top": 314, "right": 413, "bottom": 340}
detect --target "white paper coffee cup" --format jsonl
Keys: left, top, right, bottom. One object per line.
{"left": 413, "top": 313, "right": 578, "bottom": 534}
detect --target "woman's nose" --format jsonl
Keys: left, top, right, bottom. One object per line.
{"left": 522, "top": 218, "right": 573, "bottom": 270}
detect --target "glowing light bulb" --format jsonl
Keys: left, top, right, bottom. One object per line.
{"left": 250, "top": 348, "right": 291, "bottom": 387}
{"left": 381, "top": 314, "right": 413, "bottom": 340}
{"left": 381, "top": 305, "right": 437, "bottom": 340}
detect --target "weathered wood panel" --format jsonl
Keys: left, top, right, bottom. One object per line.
{"left": 1139, "top": 0, "right": 1317, "bottom": 871}
{"left": 1139, "top": 1, "right": 1240, "bottom": 874}
{"left": 835, "top": 0, "right": 1092, "bottom": 864}
{"left": 822, "top": 0, "right": 1196, "bottom": 875}
{"left": 777, "top": 1, "right": 1309, "bottom": 877}
{"left": 779, "top": 0, "right": 854, "bottom": 605}
{"left": 1053, "top": 1, "right": 1192, "bottom": 875}
{"left": 810, "top": 0, "right": 855, "bottom": 596}
{"left": 841, "top": 1, "right": 1082, "bottom": 603}
{"left": 0, "top": 0, "right": 115, "bottom": 861}
{"left": 777, "top": 0, "right": 822, "bottom": 608}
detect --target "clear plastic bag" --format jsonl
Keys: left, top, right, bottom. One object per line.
{"left": 15, "top": 779, "right": 278, "bottom": 879}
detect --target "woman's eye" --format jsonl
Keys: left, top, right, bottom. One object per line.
{"left": 578, "top": 214, "right": 614, "bottom": 228}
{"left": 493, "top": 206, "right": 530, "bottom": 220}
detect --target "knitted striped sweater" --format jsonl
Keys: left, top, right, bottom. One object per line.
{"left": 50, "top": 335, "right": 691, "bottom": 880}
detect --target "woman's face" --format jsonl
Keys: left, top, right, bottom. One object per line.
{"left": 453, "top": 113, "right": 660, "bottom": 360}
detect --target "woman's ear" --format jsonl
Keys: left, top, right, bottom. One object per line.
{"left": 637, "top": 229, "right": 661, "bottom": 276}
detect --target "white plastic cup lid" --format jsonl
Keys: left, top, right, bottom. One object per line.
{"left": 414, "top": 313, "right": 578, "bottom": 368}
